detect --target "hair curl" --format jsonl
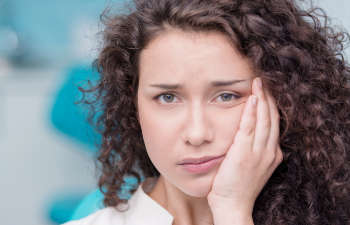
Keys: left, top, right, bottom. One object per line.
{"left": 82, "top": 0, "right": 350, "bottom": 224}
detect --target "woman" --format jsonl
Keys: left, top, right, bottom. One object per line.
{"left": 65, "top": 0, "right": 350, "bottom": 224}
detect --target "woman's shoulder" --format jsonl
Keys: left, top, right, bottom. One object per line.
{"left": 62, "top": 207, "right": 127, "bottom": 225}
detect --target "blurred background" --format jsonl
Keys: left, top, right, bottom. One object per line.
{"left": 0, "top": 0, "right": 349, "bottom": 225}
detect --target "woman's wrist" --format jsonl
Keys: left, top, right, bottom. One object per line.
{"left": 211, "top": 209, "right": 254, "bottom": 225}
{"left": 208, "top": 197, "right": 254, "bottom": 225}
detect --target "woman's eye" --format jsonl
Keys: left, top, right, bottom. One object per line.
{"left": 216, "top": 93, "right": 240, "bottom": 102}
{"left": 154, "top": 92, "right": 241, "bottom": 104}
{"left": 156, "top": 94, "right": 178, "bottom": 104}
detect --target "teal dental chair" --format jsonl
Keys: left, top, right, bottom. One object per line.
{"left": 48, "top": 64, "right": 140, "bottom": 223}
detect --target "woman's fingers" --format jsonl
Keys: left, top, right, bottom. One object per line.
{"left": 212, "top": 93, "right": 258, "bottom": 192}
{"left": 249, "top": 77, "right": 283, "bottom": 169}
{"left": 251, "top": 77, "right": 271, "bottom": 154}
{"left": 232, "top": 94, "right": 258, "bottom": 157}
{"left": 208, "top": 78, "right": 282, "bottom": 211}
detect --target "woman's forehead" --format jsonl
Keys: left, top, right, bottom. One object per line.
{"left": 139, "top": 30, "right": 256, "bottom": 86}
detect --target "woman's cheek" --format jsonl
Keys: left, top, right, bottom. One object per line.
{"left": 213, "top": 105, "right": 245, "bottom": 149}
{"left": 139, "top": 108, "right": 180, "bottom": 156}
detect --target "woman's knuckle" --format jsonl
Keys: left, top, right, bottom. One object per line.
{"left": 240, "top": 124, "right": 255, "bottom": 136}
{"left": 267, "top": 152, "right": 276, "bottom": 165}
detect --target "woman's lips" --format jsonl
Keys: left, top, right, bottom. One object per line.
{"left": 177, "top": 154, "right": 225, "bottom": 165}
{"left": 178, "top": 155, "right": 225, "bottom": 174}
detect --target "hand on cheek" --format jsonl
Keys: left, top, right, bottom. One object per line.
{"left": 207, "top": 77, "right": 283, "bottom": 219}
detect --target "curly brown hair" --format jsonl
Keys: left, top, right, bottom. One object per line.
{"left": 82, "top": 0, "right": 350, "bottom": 224}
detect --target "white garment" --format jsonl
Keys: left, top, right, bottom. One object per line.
{"left": 63, "top": 177, "right": 174, "bottom": 225}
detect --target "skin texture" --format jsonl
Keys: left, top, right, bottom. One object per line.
{"left": 137, "top": 29, "right": 282, "bottom": 225}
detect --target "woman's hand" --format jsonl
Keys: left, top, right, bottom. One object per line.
{"left": 207, "top": 77, "right": 283, "bottom": 223}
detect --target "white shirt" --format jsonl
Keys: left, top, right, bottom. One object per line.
{"left": 62, "top": 177, "right": 174, "bottom": 225}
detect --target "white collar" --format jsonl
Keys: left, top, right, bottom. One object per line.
{"left": 123, "top": 177, "right": 174, "bottom": 225}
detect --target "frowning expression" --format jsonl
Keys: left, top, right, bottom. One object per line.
{"left": 137, "top": 28, "right": 256, "bottom": 197}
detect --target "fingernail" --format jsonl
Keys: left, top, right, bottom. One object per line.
{"left": 251, "top": 95, "right": 257, "bottom": 106}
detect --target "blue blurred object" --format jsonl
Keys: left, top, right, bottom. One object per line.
{"left": 48, "top": 63, "right": 146, "bottom": 224}
{"left": 69, "top": 189, "right": 104, "bottom": 221}
{"left": 47, "top": 63, "right": 144, "bottom": 224}
{"left": 70, "top": 176, "right": 141, "bottom": 221}
{"left": 47, "top": 192, "right": 88, "bottom": 224}
{"left": 50, "top": 64, "right": 101, "bottom": 154}
{"left": 1, "top": 0, "right": 109, "bottom": 64}
{"left": 47, "top": 64, "right": 101, "bottom": 224}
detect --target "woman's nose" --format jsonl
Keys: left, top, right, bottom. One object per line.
{"left": 182, "top": 104, "right": 214, "bottom": 147}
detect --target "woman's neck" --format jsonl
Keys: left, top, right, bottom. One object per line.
{"left": 146, "top": 176, "right": 214, "bottom": 225}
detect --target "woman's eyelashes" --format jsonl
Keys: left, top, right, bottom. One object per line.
{"left": 152, "top": 92, "right": 179, "bottom": 104}
{"left": 153, "top": 92, "right": 242, "bottom": 105}
{"left": 216, "top": 93, "right": 241, "bottom": 102}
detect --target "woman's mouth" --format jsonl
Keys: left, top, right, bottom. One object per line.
{"left": 178, "top": 155, "right": 225, "bottom": 174}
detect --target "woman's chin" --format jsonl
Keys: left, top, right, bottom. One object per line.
{"left": 178, "top": 174, "right": 215, "bottom": 198}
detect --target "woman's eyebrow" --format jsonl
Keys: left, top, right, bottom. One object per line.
{"left": 211, "top": 79, "right": 250, "bottom": 87}
{"left": 149, "top": 83, "right": 181, "bottom": 90}
{"left": 149, "top": 79, "right": 250, "bottom": 90}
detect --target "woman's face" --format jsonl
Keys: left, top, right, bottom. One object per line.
{"left": 137, "top": 29, "right": 256, "bottom": 197}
